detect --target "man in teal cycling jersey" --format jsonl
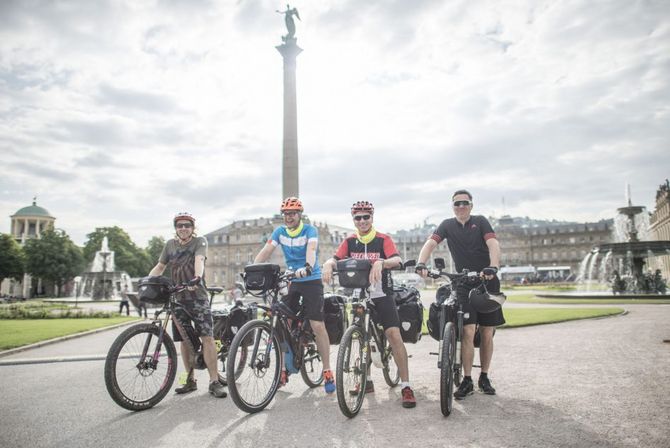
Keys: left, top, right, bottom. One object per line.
{"left": 254, "top": 197, "right": 335, "bottom": 393}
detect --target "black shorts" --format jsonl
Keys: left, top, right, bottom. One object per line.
{"left": 371, "top": 295, "right": 400, "bottom": 330}
{"left": 171, "top": 296, "right": 214, "bottom": 342}
{"left": 283, "top": 279, "right": 324, "bottom": 321}
{"left": 457, "top": 276, "right": 506, "bottom": 327}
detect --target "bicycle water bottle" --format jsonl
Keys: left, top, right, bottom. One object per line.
{"left": 369, "top": 341, "right": 383, "bottom": 368}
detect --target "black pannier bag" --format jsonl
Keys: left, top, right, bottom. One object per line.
{"left": 427, "top": 302, "right": 441, "bottom": 341}
{"left": 336, "top": 258, "right": 371, "bottom": 289}
{"left": 138, "top": 276, "right": 172, "bottom": 305}
{"left": 213, "top": 304, "right": 256, "bottom": 344}
{"left": 243, "top": 263, "right": 280, "bottom": 292}
{"left": 323, "top": 294, "right": 346, "bottom": 344}
{"left": 394, "top": 286, "right": 424, "bottom": 344}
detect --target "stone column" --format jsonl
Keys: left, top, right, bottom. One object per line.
{"left": 276, "top": 38, "right": 303, "bottom": 199}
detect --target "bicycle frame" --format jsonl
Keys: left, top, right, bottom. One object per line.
{"left": 349, "top": 291, "right": 392, "bottom": 370}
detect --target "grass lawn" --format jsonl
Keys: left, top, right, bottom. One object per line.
{"left": 506, "top": 294, "right": 670, "bottom": 305}
{"left": 0, "top": 317, "right": 137, "bottom": 350}
{"left": 500, "top": 307, "right": 623, "bottom": 328}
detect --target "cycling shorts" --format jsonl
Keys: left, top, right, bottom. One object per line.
{"left": 456, "top": 276, "right": 505, "bottom": 327}
{"left": 171, "top": 296, "right": 214, "bottom": 342}
{"left": 283, "top": 279, "right": 324, "bottom": 321}
{"left": 371, "top": 295, "right": 400, "bottom": 331}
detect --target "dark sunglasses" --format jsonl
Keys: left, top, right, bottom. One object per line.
{"left": 175, "top": 223, "right": 193, "bottom": 229}
{"left": 354, "top": 214, "right": 371, "bottom": 221}
{"left": 453, "top": 200, "right": 472, "bottom": 207}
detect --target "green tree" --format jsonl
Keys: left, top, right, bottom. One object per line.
{"left": 24, "top": 229, "right": 85, "bottom": 297}
{"left": 0, "top": 233, "right": 25, "bottom": 285}
{"left": 146, "top": 236, "right": 166, "bottom": 264}
{"left": 83, "top": 227, "right": 152, "bottom": 277}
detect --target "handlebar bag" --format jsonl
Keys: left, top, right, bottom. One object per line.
{"left": 138, "top": 276, "right": 172, "bottom": 305}
{"left": 243, "top": 263, "right": 280, "bottom": 292}
{"left": 336, "top": 259, "right": 371, "bottom": 288}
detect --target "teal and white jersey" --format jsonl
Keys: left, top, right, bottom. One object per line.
{"left": 269, "top": 223, "right": 321, "bottom": 282}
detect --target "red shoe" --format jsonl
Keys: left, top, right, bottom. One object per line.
{"left": 401, "top": 386, "right": 416, "bottom": 408}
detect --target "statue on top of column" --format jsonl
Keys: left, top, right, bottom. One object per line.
{"left": 277, "top": 4, "right": 300, "bottom": 42}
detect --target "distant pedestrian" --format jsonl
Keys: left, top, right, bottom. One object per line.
{"left": 137, "top": 300, "right": 148, "bottom": 318}
{"left": 119, "top": 286, "right": 130, "bottom": 316}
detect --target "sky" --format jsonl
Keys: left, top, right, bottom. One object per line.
{"left": 1, "top": 0, "right": 669, "bottom": 247}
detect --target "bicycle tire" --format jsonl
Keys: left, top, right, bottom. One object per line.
{"left": 336, "top": 325, "right": 368, "bottom": 418}
{"left": 218, "top": 343, "right": 248, "bottom": 386}
{"left": 226, "top": 320, "right": 281, "bottom": 413}
{"left": 440, "top": 322, "right": 456, "bottom": 417}
{"left": 382, "top": 339, "right": 400, "bottom": 387}
{"left": 300, "top": 336, "right": 324, "bottom": 387}
{"left": 104, "top": 323, "right": 177, "bottom": 411}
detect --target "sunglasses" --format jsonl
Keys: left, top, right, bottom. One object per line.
{"left": 175, "top": 223, "right": 193, "bottom": 229}
{"left": 453, "top": 200, "right": 472, "bottom": 207}
{"left": 282, "top": 211, "right": 299, "bottom": 217}
{"left": 353, "top": 215, "right": 371, "bottom": 221}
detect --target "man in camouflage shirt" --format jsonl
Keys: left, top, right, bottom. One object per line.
{"left": 148, "top": 212, "right": 226, "bottom": 398}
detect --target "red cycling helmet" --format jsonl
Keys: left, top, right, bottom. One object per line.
{"left": 173, "top": 212, "right": 195, "bottom": 226}
{"left": 351, "top": 200, "right": 374, "bottom": 216}
{"left": 280, "top": 197, "right": 304, "bottom": 212}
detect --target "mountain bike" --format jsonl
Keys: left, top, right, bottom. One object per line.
{"left": 104, "top": 280, "right": 249, "bottom": 411}
{"left": 411, "top": 258, "right": 504, "bottom": 417}
{"left": 334, "top": 259, "right": 401, "bottom": 418}
{"left": 225, "top": 264, "right": 324, "bottom": 414}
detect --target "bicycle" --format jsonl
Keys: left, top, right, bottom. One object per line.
{"left": 410, "top": 258, "right": 505, "bottom": 417}
{"left": 225, "top": 263, "right": 324, "bottom": 414}
{"left": 334, "top": 259, "right": 402, "bottom": 418}
{"left": 104, "top": 277, "right": 250, "bottom": 411}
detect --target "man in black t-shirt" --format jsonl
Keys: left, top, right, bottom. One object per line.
{"left": 416, "top": 190, "right": 504, "bottom": 399}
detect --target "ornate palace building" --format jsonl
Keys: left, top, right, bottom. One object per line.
{"left": 649, "top": 179, "right": 670, "bottom": 279}
{"left": 203, "top": 216, "right": 352, "bottom": 289}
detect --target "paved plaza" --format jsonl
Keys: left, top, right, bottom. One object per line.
{"left": 0, "top": 303, "right": 668, "bottom": 448}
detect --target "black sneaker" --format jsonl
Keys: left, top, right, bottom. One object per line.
{"left": 175, "top": 378, "right": 197, "bottom": 394}
{"left": 209, "top": 381, "right": 227, "bottom": 398}
{"left": 454, "top": 377, "right": 473, "bottom": 400}
{"left": 478, "top": 376, "right": 496, "bottom": 395}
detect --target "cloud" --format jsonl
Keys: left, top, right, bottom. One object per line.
{"left": 0, "top": 0, "right": 668, "bottom": 246}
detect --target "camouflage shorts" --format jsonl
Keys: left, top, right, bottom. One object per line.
{"left": 171, "top": 297, "right": 214, "bottom": 342}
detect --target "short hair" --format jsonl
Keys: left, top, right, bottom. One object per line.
{"left": 452, "top": 189, "right": 472, "bottom": 200}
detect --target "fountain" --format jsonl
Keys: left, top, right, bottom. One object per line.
{"left": 542, "top": 187, "right": 670, "bottom": 298}
{"left": 75, "top": 237, "right": 132, "bottom": 300}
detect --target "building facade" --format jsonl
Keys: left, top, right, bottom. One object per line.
{"left": 203, "top": 216, "right": 352, "bottom": 289}
{"left": 649, "top": 179, "right": 670, "bottom": 279}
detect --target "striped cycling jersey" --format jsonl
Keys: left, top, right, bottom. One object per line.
{"left": 269, "top": 224, "right": 322, "bottom": 282}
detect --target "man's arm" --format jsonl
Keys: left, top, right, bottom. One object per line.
{"left": 149, "top": 262, "right": 166, "bottom": 276}
{"left": 486, "top": 237, "right": 501, "bottom": 269}
{"left": 296, "top": 240, "right": 318, "bottom": 278}
{"left": 254, "top": 243, "right": 275, "bottom": 263}
{"left": 417, "top": 238, "right": 438, "bottom": 265}
{"left": 194, "top": 254, "right": 205, "bottom": 278}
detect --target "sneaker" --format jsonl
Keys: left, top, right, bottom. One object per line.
{"left": 349, "top": 380, "right": 375, "bottom": 395}
{"left": 401, "top": 386, "right": 416, "bottom": 408}
{"left": 209, "top": 380, "right": 227, "bottom": 398}
{"left": 175, "top": 378, "right": 197, "bottom": 394}
{"left": 323, "top": 370, "right": 336, "bottom": 394}
{"left": 279, "top": 370, "right": 290, "bottom": 388}
{"left": 454, "top": 377, "right": 474, "bottom": 400}
{"left": 478, "top": 375, "right": 496, "bottom": 395}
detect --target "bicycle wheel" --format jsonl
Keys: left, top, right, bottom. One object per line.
{"left": 336, "top": 325, "right": 368, "bottom": 418}
{"left": 381, "top": 339, "right": 400, "bottom": 387}
{"left": 300, "top": 336, "right": 324, "bottom": 387}
{"left": 218, "top": 342, "right": 248, "bottom": 386}
{"left": 104, "top": 323, "right": 177, "bottom": 411}
{"left": 440, "top": 322, "right": 456, "bottom": 417}
{"left": 226, "top": 320, "right": 281, "bottom": 413}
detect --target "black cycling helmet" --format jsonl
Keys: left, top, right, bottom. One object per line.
{"left": 468, "top": 284, "right": 506, "bottom": 313}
